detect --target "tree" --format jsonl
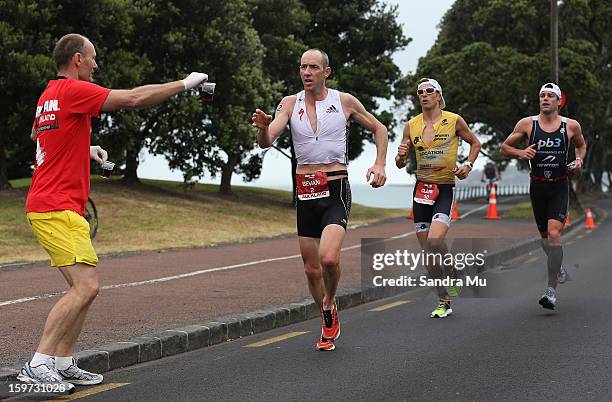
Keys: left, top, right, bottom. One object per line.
{"left": 0, "top": 0, "right": 57, "bottom": 190}
{"left": 0, "top": 0, "right": 147, "bottom": 189}
{"left": 2, "top": 0, "right": 410, "bottom": 195}
{"left": 396, "top": 0, "right": 611, "bottom": 192}
{"left": 150, "top": 0, "right": 274, "bottom": 194}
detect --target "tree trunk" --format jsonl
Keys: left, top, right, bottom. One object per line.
{"left": 220, "top": 152, "right": 239, "bottom": 195}
{"left": 122, "top": 139, "right": 141, "bottom": 184}
{"left": 593, "top": 170, "right": 603, "bottom": 192}
{"left": 0, "top": 142, "right": 12, "bottom": 191}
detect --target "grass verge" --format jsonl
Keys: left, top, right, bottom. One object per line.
{"left": 503, "top": 200, "right": 582, "bottom": 222}
{"left": 0, "top": 178, "right": 404, "bottom": 265}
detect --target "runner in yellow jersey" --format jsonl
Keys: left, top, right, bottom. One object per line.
{"left": 396, "top": 78, "right": 481, "bottom": 318}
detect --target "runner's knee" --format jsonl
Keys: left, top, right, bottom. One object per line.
{"left": 73, "top": 279, "right": 99, "bottom": 303}
{"left": 319, "top": 254, "right": 339, "bottom": 270}
{"left": 548, "top": 228, "right": 562, "bottom": 242}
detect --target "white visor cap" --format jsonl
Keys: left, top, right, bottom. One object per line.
{"left": 539, "top": 82, "right": 561, "bottom": 99}
{"left": 418, "top": 78, "right": 446, "bottom": 109}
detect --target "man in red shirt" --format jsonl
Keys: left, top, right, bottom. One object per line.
{"left": 18, "top": 33, "right": 208, "bottom": 391}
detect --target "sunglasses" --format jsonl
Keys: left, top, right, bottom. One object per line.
{"left": 417, "top": 87, "right": 437, "bottom": 96}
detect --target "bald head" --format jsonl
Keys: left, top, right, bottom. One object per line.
{"left": 53, "top": 33, "right": 91, "bottom": 70}
{"left": 302, "top": 48, "right": 329, "bottom": 69}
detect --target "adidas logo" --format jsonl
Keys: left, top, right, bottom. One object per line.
{"left": 325, "top": 105, "right": 339, "bottom": 113}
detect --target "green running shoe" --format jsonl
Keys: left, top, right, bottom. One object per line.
{"left": 431, "top": 298, "right": 453, "bottom": 318}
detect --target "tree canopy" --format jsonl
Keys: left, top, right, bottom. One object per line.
{"left": 0, "top": 0, "right": 409, "bottom": 194}
{"left": 396, "top": 0, "right": 611, "bottom": 191}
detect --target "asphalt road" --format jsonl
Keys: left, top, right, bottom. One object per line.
{"left": 44, "top": 198, "right": 612, "bottom": 401}
{"left": 0, "top": 196, "right": 533, "bottom": 368}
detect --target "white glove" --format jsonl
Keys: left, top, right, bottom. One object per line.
{"left": 181, "top": 72, "right": 208, "bottom": 90}
{"left": 90, "top": 145, "right": 108, "bottom": 165}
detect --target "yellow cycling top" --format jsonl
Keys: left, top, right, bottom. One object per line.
{"left": 408, "top": 110, "right": 460, "bottom": 184}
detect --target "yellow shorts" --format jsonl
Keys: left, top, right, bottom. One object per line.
{"left": 26, "top": 210, "right": 98, "bottom": 267}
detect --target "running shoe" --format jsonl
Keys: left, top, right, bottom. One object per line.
{"left": 538, "top": 288, "right": 557, "bottom": 310}
{"left": 17, "top": 361, "right": 75, "bottom": 393}
{"left": 315, "top": 336, "right": 335, "bottom": 351}
{"left": 430, "top": 298, "right": 452, "bottom": 318}
{"left": 321, "top": 303, "right": 340, "bottom": 340}
{"left": 56, "top": 358, "right": 104, "bottom": 385}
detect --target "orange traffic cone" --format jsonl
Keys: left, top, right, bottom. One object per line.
{"left": 483, "top": 185, "right": 502, "bottom": 220}
{"left": 565, "top": 211, "right": 570, "bottom": 226}
{"left": 585, "top": 208, "right": 596, "bottom": 229}
{"left": 407, "top": 208, "right": 414, "bottom": 220}
{"left": 451, "top": 201, "right": 462, "bottom": 220}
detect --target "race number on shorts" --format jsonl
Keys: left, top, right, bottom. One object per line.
{"left": 297, "top": 171, "right": 330, "bottom": 200}
{"left": 414, "top": 182, "right": 440, "bottom": 205}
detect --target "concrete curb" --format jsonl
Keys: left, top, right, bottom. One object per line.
{"left": 0, "top": 214, "right": 594, "bottom": 381}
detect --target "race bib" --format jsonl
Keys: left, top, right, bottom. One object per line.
{"left": 297, "top": 171, "right": 330, "bottom": 200}
{"left": 414, "top": 182, "right": 439, "bottom": 205}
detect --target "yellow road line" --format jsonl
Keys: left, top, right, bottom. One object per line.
{"left": 369, "top": 300, "right": 410, "bottom": 312}
{"left": 244, "top": 331, "right": 309, "bottom": 348}
{"left": 49, "top": 383, "right": 129, "bottom": 401}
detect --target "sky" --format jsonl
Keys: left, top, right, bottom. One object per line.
{"left": 137, "top": 0, "right": 458, "bottom": 188}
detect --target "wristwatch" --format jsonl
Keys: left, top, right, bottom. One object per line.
{"left": 464, "top": 161, "right": 474, "bottom": 170}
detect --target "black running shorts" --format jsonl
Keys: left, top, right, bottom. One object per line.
{"left": 297, "top": 178, "right": 351, "bottom": 238}
{"left": 412, "top": 181, "right": 454, "bottom": 232}
{"left": 529, "top": 179, "right": 569, "bottom": 232}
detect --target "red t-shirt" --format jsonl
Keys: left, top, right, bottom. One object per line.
{"left": 26, "top": 78, "right": 111, "bottom": 216}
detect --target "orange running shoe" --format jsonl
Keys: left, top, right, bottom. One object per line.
{"left": 315, "top": 336, "right": 335, "bottom": 351}
{"left": 321, "top": 303, "right": 340, "bottom": 340}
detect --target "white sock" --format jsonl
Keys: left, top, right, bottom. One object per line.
{"left": 30, "top": 352, "right": 53, "bottom": 367}
{"left": 55, "top": 356, "right": 74, "bottom": 370}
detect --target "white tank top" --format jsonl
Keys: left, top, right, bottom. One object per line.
{"left": 290, "top": 89, "right": 348, "bottom": 165}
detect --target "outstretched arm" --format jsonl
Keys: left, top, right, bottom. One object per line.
{"left": 253, "top": 96, "right": 294, "bottom": 149}
{"left": 101, "top": 72, "right": 208, "bottom": 111}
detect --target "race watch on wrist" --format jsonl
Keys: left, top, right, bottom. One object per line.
{"left": 464, "top": 161, "right": 474, "bottom": 170}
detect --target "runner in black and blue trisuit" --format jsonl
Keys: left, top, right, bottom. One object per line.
{"left": 501, "top": 83, "right": 587, "bottom": 310}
